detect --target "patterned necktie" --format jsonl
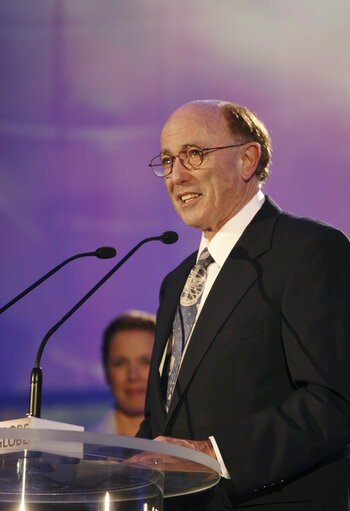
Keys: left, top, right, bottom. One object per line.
{"left": 165, "top": 248, "right": 213, "bottom": 411}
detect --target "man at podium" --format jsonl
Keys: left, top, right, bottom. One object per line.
{"left": 137, "top": 100, "right": 350, "bottom": 510}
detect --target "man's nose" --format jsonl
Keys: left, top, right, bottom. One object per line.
{"left": 170, "top": 156, "right": 190, "bottom": 183}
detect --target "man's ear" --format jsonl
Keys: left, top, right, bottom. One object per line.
{"left": 241, "top": 142, "right": 261, "bottom": 182}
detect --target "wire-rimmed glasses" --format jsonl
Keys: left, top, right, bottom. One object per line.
{"left": 148, "top": 143, "right": 246, "bottom": 177}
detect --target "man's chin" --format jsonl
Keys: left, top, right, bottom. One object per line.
{"left": 178, "top": 212, "right": 206, "bottom": 230}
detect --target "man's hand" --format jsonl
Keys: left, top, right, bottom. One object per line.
{"left": 154, "top": 435, "right": 217, "bottom": 460}
{"left": 125, "top": 436, "right": 219, "bottom": 475}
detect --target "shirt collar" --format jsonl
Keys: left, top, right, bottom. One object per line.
{"left": 198, "top": 190, "right": 265, "bottom": 268}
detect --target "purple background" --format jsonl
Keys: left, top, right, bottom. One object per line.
{"left": 1, "top": 0, "right": 349, "bottom": 424}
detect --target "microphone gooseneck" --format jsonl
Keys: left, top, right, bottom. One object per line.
{"left": 0, "top": 247, "right": 117, "bottom": 314}
{"left": 28, "top": 232, "right": 178, "bottom": 417}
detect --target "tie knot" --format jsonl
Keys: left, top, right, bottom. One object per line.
{"left": 197, "top": 248, "right": 213, "bottom": 269}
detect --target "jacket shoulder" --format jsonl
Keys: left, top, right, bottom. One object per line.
{"left": 276, "top": 209, "right": 349, "bottom": 245}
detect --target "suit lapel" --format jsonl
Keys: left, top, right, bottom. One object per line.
{"left": 165, "top": 197, "right": 282, "bottom": 423}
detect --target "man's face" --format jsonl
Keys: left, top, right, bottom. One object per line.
{"left": 161, "top": 103, "right": 257, "bottom": 240}
{"left": 106, "top": 329, "right": 154, "bottom": 416}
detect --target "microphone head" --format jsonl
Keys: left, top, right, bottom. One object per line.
{"left": 95, "top": 246, "right": 117, "bottom": 259}
{"left": 160, "top": 231, "right": 179, "bottom": 245}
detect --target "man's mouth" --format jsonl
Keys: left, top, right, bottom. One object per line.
{"left": 179, "top": 193, "right": 200, "bottom": 204}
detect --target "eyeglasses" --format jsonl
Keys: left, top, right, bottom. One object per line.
{"left": 148, "top": 143, "right": 246, "bottom": 177}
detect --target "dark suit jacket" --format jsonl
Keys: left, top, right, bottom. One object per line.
{"left": 138, "top": 197, "right": 350, "bottom": 510}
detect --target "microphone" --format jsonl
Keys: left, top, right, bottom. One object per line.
{"left": 0, "top": 247, "right": 117, "bottom": 314}
{"left": 28, "top": 231, "right": 178, "bottom": 417}
{"left": 95, "top": 247, "right": 117, "bottom": 258}
{"left": 160, "top": 231, "right": 179, "bottom": 244}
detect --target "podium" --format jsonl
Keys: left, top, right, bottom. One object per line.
{"left": 0, "top": 427, "right": 220, "bottom": 510}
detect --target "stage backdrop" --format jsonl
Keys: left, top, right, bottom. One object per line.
{"left": 1, "top": 0, "right": 349, "bottom": 425}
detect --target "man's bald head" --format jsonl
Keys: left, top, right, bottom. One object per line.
{"left": 163, "top": 100, "right": 271, "bottom": 182}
